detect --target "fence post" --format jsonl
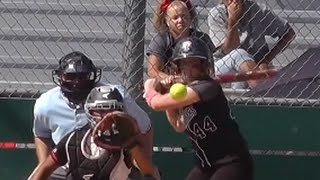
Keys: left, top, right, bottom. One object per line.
{"left": 122, "top": 0, "right": 146, "bottom": 100}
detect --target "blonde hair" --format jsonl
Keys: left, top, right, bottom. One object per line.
{"left": 153, "top": 0, "right": 198, "bottom": 32}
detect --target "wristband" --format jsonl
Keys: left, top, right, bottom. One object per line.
{"left": 145, "top": 90, "right": 158, "bottom": 106}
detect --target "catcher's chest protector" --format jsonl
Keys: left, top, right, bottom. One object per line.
{"left": 65, "top": 129, "right": 122, "bottom": 180}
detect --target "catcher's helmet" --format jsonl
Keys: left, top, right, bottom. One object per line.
{"left": 84, "top": 85, "right": 124, "bottom": 126}
{"left": 52, "top": 51, "right": 101, "bottom": 103}
{"left": 171, "top": 37, "right": 210, "bottom": 62}
{"left": 84, "top": 86, "right": 138, "bottom": 152}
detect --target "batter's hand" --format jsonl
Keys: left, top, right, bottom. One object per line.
{"left": 144, "top": 78, "right": 168, "bottom": 94}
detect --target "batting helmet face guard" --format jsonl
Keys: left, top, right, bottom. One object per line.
{"left": 52, "top": 51, "right": 101, "bottom": 104}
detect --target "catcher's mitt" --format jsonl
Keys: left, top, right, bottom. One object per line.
{"left": 92, "top": 111, "right": 140, "bottom": 151}
{"left": 93, "top": 112, "right": 157, "bottom": 177}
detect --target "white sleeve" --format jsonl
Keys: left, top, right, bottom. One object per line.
{"left": 32, "top": 99, "right": 51, "bottom": 138}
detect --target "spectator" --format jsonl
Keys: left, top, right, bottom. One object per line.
{"left": 32, "top": 51, "right": 159, "bottom": 179}
{"left": 147, "top": 0, "right": 216, "bottom": 80}
{"left": 208, "top": 0, "right": 295, "bottom": 88}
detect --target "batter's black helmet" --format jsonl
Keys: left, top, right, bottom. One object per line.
{"left": 171, "top": 37, "right": 210, "bottom": 62}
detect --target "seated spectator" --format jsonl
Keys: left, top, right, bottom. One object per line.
{"left": 208, "top": 0, "right": 295, "bottom": 88}
{"left": 147, "top": 0, "right": 216, "bottom": 80}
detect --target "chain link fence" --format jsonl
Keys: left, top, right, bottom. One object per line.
{"left": 0, "top": 0, "right": 319, "bottom": 106}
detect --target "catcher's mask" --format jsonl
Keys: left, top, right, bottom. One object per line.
{"left": 84, "top": 86, "right": 140, "bottom": 152}
{"left": 52, "top": 51, "right": 101, "bottom": 104}
{"left": 85, "top": 85, "right": 124, "bottom": 127}
{"left": 170, "top": 37, "right": 211, "bottom": 82}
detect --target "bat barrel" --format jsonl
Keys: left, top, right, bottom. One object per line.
{"left": 214, "top": 69, "right": 278, "bottom": 83}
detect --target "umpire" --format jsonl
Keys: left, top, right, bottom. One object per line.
{"left": 31, "top": 52, "right": 159, "bottom": 179}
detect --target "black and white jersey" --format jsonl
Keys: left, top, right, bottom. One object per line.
{"left": 50, "top": 125, "right": 125, "bottom": 180}
{"left": 183, "top": 78, "right": 249, "bottom": 169}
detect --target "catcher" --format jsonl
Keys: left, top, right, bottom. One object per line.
{"left": 28, "top": 85, "right": 157, "bottom": 180}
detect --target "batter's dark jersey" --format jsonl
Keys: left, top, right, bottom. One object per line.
{"left": 50, "top": 125, "right": 122, "bottom": 180}
{"left": 184, "top": 78, "right": 250, "bottom": 170}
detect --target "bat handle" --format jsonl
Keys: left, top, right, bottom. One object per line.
{"left": 130, "top": 145, "right": 155, "bottom": 176}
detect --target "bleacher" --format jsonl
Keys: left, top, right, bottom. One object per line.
{"left": 0, "top": 0, "right": 319, "bottom": 96}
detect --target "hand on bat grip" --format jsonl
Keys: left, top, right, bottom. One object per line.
{"left": 156, "top": 75, "right": 184, "bottom": 93}
{"left": 159, "top": 75, "right": 175, "bottom": 88}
